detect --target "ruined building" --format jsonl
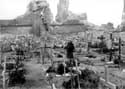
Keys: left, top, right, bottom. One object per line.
{"left": 23, "top": 0, "right": 53, "bottom": 37}
{"left": 0, "top": 0, "right": 53, "bottom": 36}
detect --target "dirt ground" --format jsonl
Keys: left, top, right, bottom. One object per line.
{"left": 5, "top": 58, "right": 52, "bottom": 89}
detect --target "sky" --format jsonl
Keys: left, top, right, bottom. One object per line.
{"left": 0, "top": 0, "right": 123, "bottom": 27}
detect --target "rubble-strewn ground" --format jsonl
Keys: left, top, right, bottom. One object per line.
{"left": 1, "top": 33, "right": 125, "bottom": 89}
{"left": 0, "top": 58, "right": 51, "bottom": 89}
{"left": 0, "top": 53, "right": 125, "bottom": 89}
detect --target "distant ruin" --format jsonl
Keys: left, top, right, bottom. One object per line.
{"left": 0, "top": 0, "right": 53, "bottom": 37}
{"left": 56, "top": 0, "right": 69, "bottom": 23}
{"left": 121, "top": 0, "right": 125, "bottom": 31}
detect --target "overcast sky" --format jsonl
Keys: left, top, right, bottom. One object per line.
{"left": 0, "top": 0, "right": 123, "bottom": 27}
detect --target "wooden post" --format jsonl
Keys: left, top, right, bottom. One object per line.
{"left": 105, "top": 64, "right": 108, "bottom": 82}
{"left": 63, "top": 50, "right": 66, "bottom": 75}
{"left": 3, "top": 56, "right": 6, "bottom": 89}
{"left": 86, "top": 31, "right": 89, "bottom": 53}
{"left": 109, "top": 33, "right": 113, "bottom": 61}
{"left": 42, "top": 24, "right": 48, "bottom": 64}
{"left": 52, "top": 83, "right": 57, "bottom": 89}
{"left": 40, "top": 8, "right": 49, "bottom": 64}
{"left": 118, "top": 37, "right": 122, "bottom": 70}
{"left": 75, "top": 59, "right": 81, "bottom": 89}
{"left": 84, "top": 31, "right": 88, "bottom": 52}
{"left": 0, "top": 44, "right": 2, "bottom": 64}
{"left": 104, "top": 56, "right": 108, "bottom": 83}
{"left": 119, "top": 37, "right": 121, "bottom": 61}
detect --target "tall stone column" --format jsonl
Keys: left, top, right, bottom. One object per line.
{"left": 121, "top": 0, "right": 125, "bottom": 31}
{"left": 56, "top": 0, "right": 69, "bottom": 23}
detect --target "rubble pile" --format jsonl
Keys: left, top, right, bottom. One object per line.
{"left": 62, "top": 68, "right": 100, "bottom": 89}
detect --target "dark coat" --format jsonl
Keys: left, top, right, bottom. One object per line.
{"left": 65, "top": 41, "right": 75, "bottom": 59}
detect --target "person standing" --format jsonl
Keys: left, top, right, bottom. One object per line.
{"left": 65, "top": 41, "right": 75, "bottom": 59}
{"left": 64, "top": 41, "right": 77, "bottom": 67}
